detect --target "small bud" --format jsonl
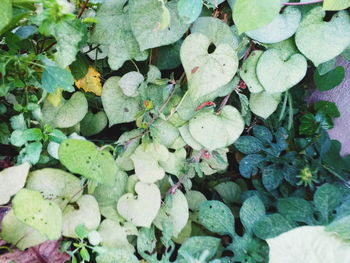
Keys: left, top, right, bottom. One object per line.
{"left": 143, "top": 100, "right": 153, "bottom": 110}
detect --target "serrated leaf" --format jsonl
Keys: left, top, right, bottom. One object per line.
{"left": 58, "top": 139, "right": 117, "bottom": 185}
{"left": 267, "top": 226, "right": 350, "bottom": 263}
{"left": 13, "top": 189, "right": 62, "bottom": 240}
{"left": 189, "top": 106, "right": 244, "bottom": 151}
{"left": 0, "top": 162, "right": 30, "bottom": 205}
{"left": 256, "top": 49, "right": 307, "bottom": 93}
{"left": 181, "top": 33, "right": 238, "bottom": 100}
{"left": 197, "top": 200, "right": 235, "bottom": 236}
{"left": 295, "top": 8, "right": 350, "bottom": 66}
{"left": 62, "top": 195, "right": 101, "bottom": 237}
{"left": 129, "top": 0, "right": 189, "bottom": 51}
{"left": 101, "top": 76, "right": 141, "bottom": 126}
{"left": 75, "top": 66, "right": 102, "bottom": 96}
{"left": 232, "top": 0, "right": 281, "bottom": 34}
{"left": 246, "top": 6, "right": 301, "bottom": 44}
{"left": 117, "top": 182, "right": 161, "bottom": 227}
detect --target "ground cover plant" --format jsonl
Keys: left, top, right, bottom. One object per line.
{"left": 1, "top": 0, "right": 350, "bottom": 262}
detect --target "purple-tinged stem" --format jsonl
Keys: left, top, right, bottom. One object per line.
{"left": 283, "top": 0, "right": 323, "bottom": 6}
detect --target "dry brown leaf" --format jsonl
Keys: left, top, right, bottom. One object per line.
{"left": 75, "top": 66, "right": 102, "bottom": 96}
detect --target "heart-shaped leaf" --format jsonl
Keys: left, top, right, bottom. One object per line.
{"left": 117, "top": 182, "right": 161, "bottom": 227}
{"left": 80, "top": 111, "right": 108, "bottom": 137}
{"left": 256, "top": 49, "right": 307, "bottom": 93}
{"left": 62, "top": 195, "right": 101, "bottom": 237}
{"left": 188, "top": 106, "right": 244, "bottom": 151}
{"left": 129, "top": 0, "right": 188, "bottom": 51}
{"left": 240, "top": 50, "right": 264, "bottom": 93}
{"left": 25, "top": 168, "right": 82, "bottom": 208}
{"left": 58, "top": 139, "right": 117, "bottom": 185}
{"left": 249, "top": 91, "right": 281, "bottom": 119}
{"left": 180, "top": 33, "right": 238, "bottom": 100}
{"left": 119, "top": 71, "right": 144, "bottom": 97}
{"left": 295, "top": 8, "right": 350, "bottom": 66}
{"left": 130, "top": 142, "right": 169, "bottom": 183}
{"left": 154, "top": 190, "right": 189, "bottom": 238}
{"left": 0, "top": 162, "right": 30, "bottom": 205}
{"left": 246, "top": 6, "right": 301, "bottom": 44}
{"left": 101, "top": 76, "right": 141, "bottom": 126}
{"left": 13, "top": 189, "right": 62, "bottom": 240}
{"left": 177, "top": 0, "right": 203, "bottom": 24}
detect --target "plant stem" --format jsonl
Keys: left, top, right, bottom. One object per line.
{"left": 283, "top": 0, "right": 323, "bottom": 6}
{"left": 77, "top": 0, "right": 90, "bottom": 18}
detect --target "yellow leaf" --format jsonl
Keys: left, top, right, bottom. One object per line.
{"left": 47, "top": 88, "right": 63, "bottom": 107}
{"left": 75, "top": 66, "right": 102, "bottom": 96}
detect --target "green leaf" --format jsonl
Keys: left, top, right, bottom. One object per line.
{"left": 129, "top": 0, "right": 189, "bottom": 51}
{"left": 26, "top": 168, "right": 82, "bottom": 208}
{"left": 13, "top": 189, "right": 62, "bottom": 240}
{"left": 214, "top": 181, "right": 241, "bottom": 204}
{"left": 41, "top": 66, "right": 74, "bottom": 93}
{"left": 75, "top": 224, "right": 89, "bottom": 239}
{"left": 267, "top": 226, "right": 350, "bottom": 263}
{"left": 1, "top": 210, "right": 47, "bottom": 250}
{"left": 117, "top": 182, "right": 161, "bottom": 227}
{"left": 323, "top": 0, "right": 350, "bottom": 10}
{"left": 58, "top": 139, "right": 117, "bottom": 185}
{"left": 96, "top": 248, "right": 139, "bottom": 263}
{"left": 314, "top": 101, "right": 340, "bottom": 118}
{"left": 253, "top": 213, "right": 295, "bottom": 240}
{"left": 246, "top": 6, "right": 301, "bottom": 44}
{"left": 0, "top": 162, "right": 30, "bottom": 205}
{"left": 191, "top": 17, "right": 238, "bottom": 48}
{"left": 314, "top": 183, "right": 343, "bottom": 224}
{"left": 314, "top": 66, "right": 345, "bottom": 92}
{"left": 119, "top": 71, "right": 144, "bottom": 97}
{"left": 232, "top": 0, "right": 281, "bottom": 34}
{"left": 91, "top": 0, "right": 147, "bottom": 70}
{"left": 262, "top": 164, "right": 284, "bottom": 191}
{"left": 295, "top": 8, "right": 350, "bottom": 66}
{"left": 80, "top": 247, "right": 90, "bottom": 261}
{"left": 249, "top": 91, "right": 281, "bottom": 119}
{"left": 326, "top": 215, "right": 350, "bottom": 240}
{"left": 62, "top": 195, "right": 101, "bottom": 238}
{"left": 197, "top": 200, "right": 235, "bottom": 236}
{"left": 178, "top": 236, "right": 221, "bottom": 261}
{"left": 177, "top": 0, "right": 203, "bottom": 24}
{"left": 54, "top": 20, "right": 87, "bottom": 68}
{"left": 256, "top": 49, "right": 307, "bottom": 93}
{"left": 154, "top": 190, "right": 189, "bottom": 238}
{"left": 130, "top": 142, "right": 169, "bottom": 183}
{"left": 240, "top": 50, "right": 264, "bottom": 93}
{"left": 239, "top": 154, "right": 264, "bottom": 178}
{"left": 180, "top": 33, "right": 238, "bottom": 100}
{"left": 101, "top": 76, "right": 141, "bottom": 126}
{"left": 0, "top": 0, "right": 12, "bottom": 32}
{"left": 188, "top": 106, "right": 244, "bottom": 151}
{"left": 240, "top": 195, "right": 266, "bottom": 233}
{"left": 80, "top": 111, "right": 108, "bottom": 137}
{"left": 0, "top": 122, "right": 10, "bottom": 144}
{"left": 252, "top": 125, "right": 273, "bottom": 144}
{"left": 234, "top": 136, "right": 264, "bottom": 154}
{"left": 70, "top": 53, "right": 89, "bottom": 80}
{"left": 277, "top": 197, "right": 314, "bottom": 224}
{"left": 20, "top": 141, "right": 42, "bottom": 165}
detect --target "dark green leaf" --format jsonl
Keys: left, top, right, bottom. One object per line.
{"left": 277, "top": 197, "right": 314, "bottom": 224}
{"left": 314, "top": 66, "right": 345, "bottom": 92}
{"left": 234, "top": 136, "right": 264, "bottom": 154}
{"left": 253, "top": 214, "right": 295, "bottom": 240}
{"left": 41, "top": 66, "right": 74, "bottom": 93}
{"left": 314, "top": 100, "right": 340, "bottom": 118}
{"left": 70, "top": 53, "right": 89, "bottom": 80}
{"left": 262, "top": 164, "right": 284, "bottom": 191}
{"left": 240, "top": 196, "right": 266, "bottom": 233}
{"left": 239, "top": 154, "right": 264, "bottom": 179}
{"left": 252, "top": 125, "right": 272, "bottom": 144}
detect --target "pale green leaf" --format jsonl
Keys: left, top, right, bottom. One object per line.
{"left": 246, "top": 6, "right": 301, "bottom": 44}
{"left": 58, "top": 139, "right": 117, "bottom": 185}
{"left": 129, "top": 0, "right": 189, "bottom": 51}
{"left": 214, "top": 181, "right": 241, "bottom": 204}
{"left": 267, "top": 226, "right": 350, "bottom": 263}
{"left": 188, "top": 106, "right": 244, "bottom": 151}
{"left": 239, "top": 50, "right": 264, "bottom": 93}
{"left": 0, "top": 162, "right": 30, "bottom": 205}
{"left": 178, "top": 236, "right": 221, "bottom": 261}
{"left": 232, "top": 0, "right": 281, "bottom": 34}
{"left": 62, "top": 195, "right": 101, "bottom": 237}
{"left": 41, "top": 66, "right": 74, "bottom": 93}
{"left": 323, "top": 0, "right": 350, "bottom": 10}
{"left": 180, "top": 33, "right": 238, "bottom": 100}
{"left": 177, "top": 0, "right": 203, "bottom": 24}
{"left": 117, "top": 182, "right": 161, "bottom": 227}
{"left": 0, "top": 0, "right": 12, "bottom": 32}
{"left": 119, "top": 71, "right": 144, "bottom": 97}
{"left": 13, "top": 189, "right": 62, "bottom": 240}
{"left": 256, "top": 49, "right": 307, "bottom": 93}
{"left": 249, "top": 91, "right": 281, "bottom": 119}
{"left": 240, "top": 196, "right": 266, "bottom": 233}
{"left": 101, "top": 76, "right": 141, "bottom": 126}
{"left": 295, "top": 8, "right": 350, "bottom": 66}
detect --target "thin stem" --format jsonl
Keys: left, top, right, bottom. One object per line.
{"left": 77, "top": 0, "right": 90, "bottom": 18}
{"left": 130, "top": 59, "right": 140, "bottom": 73}
{"left": 283, "top": 0, "right": 323, "bottom": 6}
